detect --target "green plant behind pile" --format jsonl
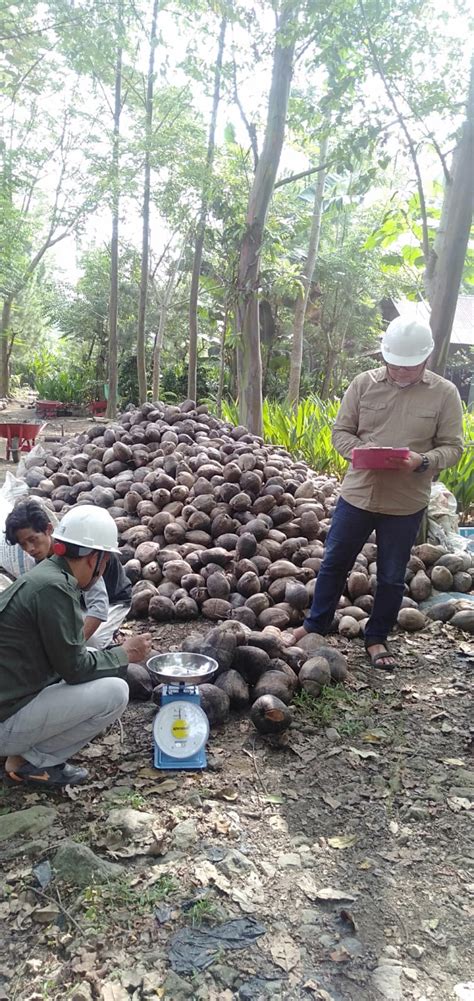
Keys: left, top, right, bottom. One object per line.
{"left": 219, "top": 398, "right": 474, "bottom": 520}
{"left": 220, "top": 396, "right": 347, "bottom": 478}
{"left": 439, "top": 408, "right": 474, "bottom": 522}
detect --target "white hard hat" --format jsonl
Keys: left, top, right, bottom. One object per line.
{"left": 381, "top": 316, "right": 434, "bottom": 366}
{"left": 53, "top": 505, "right": 119, "bottom": 554}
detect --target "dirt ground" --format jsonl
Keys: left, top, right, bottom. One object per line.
{"left": 0, "top": 616, "right": 472, "bottom": 1001}
{"left": 0, "top": 404, "right": 473, "bottom": 1001}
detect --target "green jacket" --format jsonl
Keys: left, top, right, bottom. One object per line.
{"left": 0, "top": 556, "right": 128, "bottom": 722}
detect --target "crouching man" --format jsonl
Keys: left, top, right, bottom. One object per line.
{"left": 0, "top": 505, "right": 151, "bottom": 788}
{"left": 4, "top": 499, "right": 132, "bottom": 647}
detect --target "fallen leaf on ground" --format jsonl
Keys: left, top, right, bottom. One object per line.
{"left": 327, "top": 834, "right": 358, "bottom": 850}
{"left": 321, "top": 794, "right": 341, "bottom": 809}
{"left": 100, "top": 984, "right": 130, "bottom": 1001}
{"left": 216, "top": 785, "right": 239, "bottom": 801}
{"left": 349, "top": 747, "right": 379, "bottom": 760}
{"left": 447, "top": 796, "right": 472, "bottom": 812}
{"left": 339, "top": 909, "right": 357, "bottom": 933}
{"left": 298, "top": 878, "right": 356, "bottom": 903}
{"left": 361, "top": 729, "right": 387, "bottom": 743}
{"left": 269, "top": 932, "right": 300, "bottom": 971}
{"left": 330, "top": 946, "right": 351, "bottom": 962}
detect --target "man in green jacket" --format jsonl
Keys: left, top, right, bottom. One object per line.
{"left": 0, "top": 505, "right": 151, "bottom": 788}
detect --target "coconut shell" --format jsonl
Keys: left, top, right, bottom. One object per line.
{"left": 215, "top": 670, "right": 250, "bottom": 709}
{"left": 199, "top": 684, "right": 230, "bottom": 726}
{"left": 347, "top": 571, "right": 369, "bottom": 599}
{"left": 338, "top": 615, "right": 361, "bottom": 638}
{"left": 426, "top": 600, "right": 458, "bottom": 622}
{"left": 126, "top": 663, "right": 153, "bottom": 701}
{"left": 252, "top": 670, "right": 294, "bottom": 705}
{"left": 297, "top": 632, "right": 326, "bottom": 655}
{"left": 230, "top": 645, "right": 270, "bottom": 685}
{"left": 409, "top": 570, "right": 432, "bottom": 603}
{"left": 315, "top": 646, "right": 348, "bottom": 683}
{"left": 299, "top": 657, "right": 331, "bottom": 696}
{"left": 430, "top": 565, "right": 454, "bottom": 592}
{"left": 258, "top": 607, "right": 290, "bottom": 630}
{"left": 148, "top": 595, "right": 175, "bottom": 621}
{"left": 452, "top": 571, "right": 472, "bottom": 593}
{"left": 434, "top": 553, "right": 466, "bottom": 574}
{"left": 250, "top": 695, "right": 292, "bottom": 735}
{"left": 202, "top": 598, "right": 233, "bottom": 621}
{"left": 450, "top": 610, "right": 474, "bottom": 633}
{"left": 397, "top": 607, "right": 427, "bottom": 631}
{"left": 285, "top": 579, "right": 309, "bottom": 610}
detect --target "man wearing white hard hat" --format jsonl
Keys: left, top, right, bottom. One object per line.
{"left": 293, "top": 317, "right": 463, "bottom": 669}
{"left": 4, "top": 498, "right": 132, "bottom": 647}
{"left": 0, "top": 505, "right": 151, "bottom": 787}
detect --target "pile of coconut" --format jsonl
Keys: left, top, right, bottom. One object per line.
{"left": 21, "top": 399, "right": 473, "bottom": 644}
{"left": 143, "top": 619, "right": 348, "bottom": 735}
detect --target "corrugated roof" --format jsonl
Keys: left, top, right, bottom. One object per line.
{"left": 393, "top": 295, "right": 474, "bottom": 347}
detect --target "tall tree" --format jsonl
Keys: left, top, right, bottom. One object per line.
{"left": 137, "top": 0, "right": 160, "bottom": 405}
{"left": 430, "top": 59, "right": 474, "bottom": 374}
{"left": 187, "top": 15, "right": 227, "bottom": 402}
{"left": 236, "top": 4, "right": 295, "bottom": 434}
{"left": 287, "top": 134, "right": 328, "bottom": 406}
{"left": 106, "top": 5, "right": 123, "bottom": 420}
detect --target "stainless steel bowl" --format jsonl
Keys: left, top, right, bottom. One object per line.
{"left": 147, "top": 652, "right": 218, "bottom": 686}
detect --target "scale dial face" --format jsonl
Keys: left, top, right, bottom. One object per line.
{"left": 153, "top": 700, "right": 209, "bottom": 759}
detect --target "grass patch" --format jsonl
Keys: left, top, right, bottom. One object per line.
{"left": 293, "top": 684, "right": 377, "bottom": 736}
{"left": 186, "top": 898, "right": 218, "bottom": 927}
{"left": 80, "top": 874, "right": 177, "bottom": 931}
{"left": 107, "top": 789, "right": 147, "bottom": 810}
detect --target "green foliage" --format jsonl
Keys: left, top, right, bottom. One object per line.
{"left": 440, "top": 408, "right": 474, "bottom": 520}
{"left": 80, "top": 875, "right": 176, "bottom": 931}
{"left": 186, "top": 897, "right": 218, "bottom": 927}
{"left": 293, "top": 685, "right": 376, "bottom": 734}
{"left": 20, "top": 344, "right": 97, "bottom": 403}
{"left": 221, "top": 396, "right": 348, "bottom": 476}
{"left": 221, "top": 397, "right": 474, "bottom": 519}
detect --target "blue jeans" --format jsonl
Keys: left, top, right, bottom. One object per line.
{"left": 304, "top": 497, "right": 425, "bottom": 645}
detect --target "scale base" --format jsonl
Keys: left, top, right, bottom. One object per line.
{"left": 153, "top": 740, "right": 207, "bottom": 771}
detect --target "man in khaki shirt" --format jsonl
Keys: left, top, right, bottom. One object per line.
{"left": 293, "top": 317, "right": 463, "bottom": 669}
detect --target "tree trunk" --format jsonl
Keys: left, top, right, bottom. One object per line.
{"left": 429, "top": 59, "right": 474, "bottom": 374}
{"left": 0, "top": 298, "right": 12, "bottom": 398}
{"left": 137, "top": 0, "right": 159, "bottom": 405}
{"left": 236, "top": 8, "right": 295, "bottom": 435}
{"left": 287, "top": 134, "right": 328, "bottom": 406}
{"left": 216, "top": 307, "right": 229, "bottom": 418}
{"left": 151, "top": 254, "right": 181, "bottom": 401}
{"left": 320, "top": 348, "right": 337, "bottom": 400}
{"left": 106, "top": 19, "right": 122, "bottom": 420}
{"left": 188, "top": 16, "right": 227, "bottom": 402}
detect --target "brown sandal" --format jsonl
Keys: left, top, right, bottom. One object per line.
{"left": 365, "top": 643, "right": 398, "bottom": 671}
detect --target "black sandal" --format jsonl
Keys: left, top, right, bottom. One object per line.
{"left": 365, "top": 642, "right": 398, "bottom": 671}
{"left": 5, "top": 762, "right": 88, "bottom": 787}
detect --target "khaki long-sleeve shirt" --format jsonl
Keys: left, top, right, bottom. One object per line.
{"left": 332, "top": 367, "right": 463, "bottom": 516}
{"left": 0, "top": 556, "right": 128, "bottom": 722}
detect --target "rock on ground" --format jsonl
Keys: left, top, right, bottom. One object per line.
{"left": 0, "top": 806, "right": 57, "bottom": 843}
{"left": 53, "top": 839, "right": 125, "bottom": 887}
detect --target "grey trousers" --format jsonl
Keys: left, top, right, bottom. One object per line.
{"left": 0, "top": 677, "right": 129, "bottom": 767}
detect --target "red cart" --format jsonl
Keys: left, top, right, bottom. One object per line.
{"left": 0, "top": 422, "right": 45, "bottom": 462}
{"left": 36, "top": 400, "right": 68, "bottom": 419}
{"left": 88, "top": 400, "right": 107, "bottom": 416}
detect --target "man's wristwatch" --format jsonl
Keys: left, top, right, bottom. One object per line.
{"left": 414, "top": 454, "right": 430, "bottom": 473}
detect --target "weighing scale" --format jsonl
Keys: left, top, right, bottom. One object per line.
{"left": 147, "top": 652, "right": 218, "bottom": 771}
